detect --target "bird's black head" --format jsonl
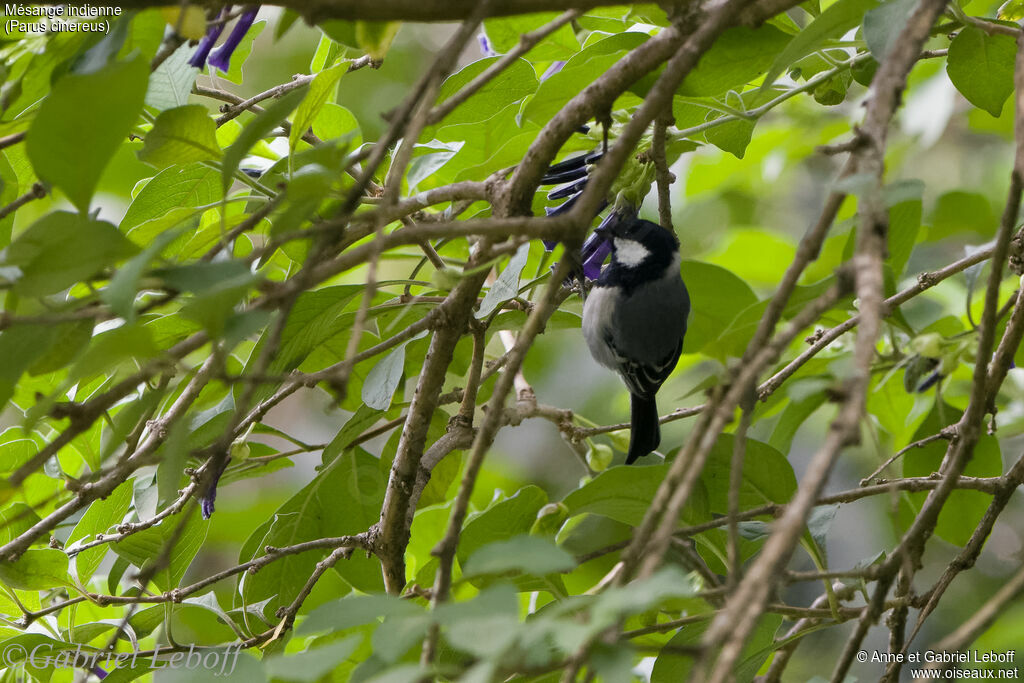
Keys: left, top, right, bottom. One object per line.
{"left": 595, "top": 216, "right": 678, "bottom": 272}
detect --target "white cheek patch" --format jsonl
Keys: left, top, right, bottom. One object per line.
{"left": 613, "top": 237, "right": 651, "bottom": 268}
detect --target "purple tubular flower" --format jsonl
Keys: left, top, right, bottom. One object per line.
{"left": 540, "top": 60, "right": 566, "bottom": 81}
{"left": 188, "top": 6, "right": 231, "bottom": 69}
{"left": 581, "top": 235, "right": 612, "bottom": 280}
{"left": 544, "top": 192, "right": 581, "bottom": 219}
{"left": 915, "top": 369, "right": 942, "bottom": 393}
{"left": 548, "top": 177, "right": 589, "bottom": 201}
{"left": 540, "top": 151, "right": 604, "bottom": 185}
{"left": 208, "top": 6, "right": 259, "bottom": 73}
{"left": 199, "top": 454, "right": 232, "bottom": 519}
{"left": 542, "top": 154, "right": 589, "bottom": 178}
{"left": 579, "top": 210, "right": 619, "bottom": 279}
{"left": 92, "top": 667, "right": 108, "bottom": 680}
{"left": 478, "top": 33, "right": 496, "bottom": 56}
{"left": 200, "top": 494, "right": 216, "bottom": 520}
{"left": 540, "top": 166, "right": 589, "bottom": 186}
{"left": 913, "top": 354, "right": 1014, "bottom": 394}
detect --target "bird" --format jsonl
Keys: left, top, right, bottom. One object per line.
{"left": 581, "top": 214, "right": 690, "bottom": 464}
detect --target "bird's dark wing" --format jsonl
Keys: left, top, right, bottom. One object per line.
{"left": 604, "top": 332, "right": 682, "bottom": 398}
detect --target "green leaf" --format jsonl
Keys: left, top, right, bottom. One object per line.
{"left": 313, "top": 102, "right": 362, "bottom": 146}
{"left": 164, "top": 261, "right": 259, "bottom": 336}
{"left": 680, "top": 260, "right": 759, "bottom": 356}
{"left": 406, "top": 141, "right": 462, "bottom": 192}
{"left": 111, "top": 511, "right": 208, "bottom": 591}
{"left": 434, "top": 57, "right": 539, "bottom": 128}
{"left": 0, "top": 548, "right": 72, "bottom": 590}
{"left": 0, "top": 634, "right": 88, "bottom": 676}
{"left": 26, "top": 56, "right": 149, "bottom": 212}
{"left": 154, "top": 651, "right": 267, "bottom": 683}
{"left": 0, "top": 502, "right": 41, "bottom": 545}
{"left": 6, "top": 211, "right": 138, "bottom": 296}
{"left": 370, "top": 616, "right": 434, "bottom": 663}
{"left": 463, "top": 535, "right": 576, "bottom": 578}
{"left": 699, "top": 435, "right": 797, "bottom": 513}
{"left": 887, "top": 197, "right": 921, "bottom": 278}
{"left": 900, "top": 403, "right": 1002, "bottom": 545}
{"left": 929, "top": 190, "right": 996, "bottom": 240}
{"left": 222, "top": 86, "right": 307, "bottom": 191}
{"left": 706, "top": 228, "right": 797, "bottom": 287}
{"left": 318, "top": 20, "right": 358, "bottom": 49}
{"left": 153, "top": 260, "right": 256, "bottom": 293}
{"left": 239, "top": 284, "right": 362, "bottom": 404}
{"left": 330, "top": 404, "right": 388, "bottom": 456}
{"left": 523, "top": 32, "right": 647, "bottom": 126}
{"left": 0, "top": 431, "right": 38, "bottom": 473}
{"left": 483, "top": 13, "right": 579, "bottom": 60}
{"left": 713, "top": 276, "right": 837, "bottom": 359}
{"left": 769, "top": 391, "right": 828, "bottom": 454}
{"left": 0, "top": 153, "right": 18, "bottom": 249}
{"left": 355, "top": 21, "right": 401, "bottom": 60}
{"left": 28, "top": 318, "right": 94, "bottom": 375}
{"left": 806, "top": 503, "right": 838, "bottom": 550}
{"left": 0, "top": 325, "right": 58, "bottom": 408}
{"left": 102, "top": 230, "right": 180, "bottom": 321}
{"left": 436, "top": 586, "right": 521, "bottom": 659}
{"left": 71, "top": 323, "right": 160, "bottom": 381}
{"left": 678, "top": 25, "right": 789, "bottom": 96}
{"left": 591, "top": 566, "right": 700, "bottom": 624}
{"left": 145, "top": 41, "right": 199, "bottom": 110}
{"left": 159, "top": 6, "right": 207, "bottom": 41}
{"left": 705, "top": 118, "right": 756, "bottom": 159}
{"left": 863, "top": 0, "right": 917, "bottom": 61}
{"left": 652, "top": 612, "right": 782, "bottom": 682}
{"left": 477, "top": 242, "right": 530, "bottom": 318}
{"left": 1000, "top": 0, "right": 1024, "bottom": 19}
{"left": 812, "top": 72, "right": 851, "bottom": 105}
{"left": 433, "top": 584, "right": 519, "bottom": 627}
{"left": 139, "top": 104, "right": 221, "bottom": 168}
{"left": 562, "top": 465, "right": 709, "bottom": 527}
{"left": 264, "top": 636, "right": 362, "bottom": 682}
{"left": 119, "top": 160, "right": 224, "bottom": 242}
{"left": 66, "top": 481, "right": 133, "bottom": 584}
{"left": 290, "top": 63, "right": 346, "bottom": 151}
{"left": 239, "top": 447, "right": 386, "bottom": 615}
{"left": 362, "top": 343, "right": 408, "bottom": 411}
{"left": 947, "top": 26, "right": 1016, "bottom": 117}
{"left": 458, "top": 486, "right": 548, "bottom": 567}
{"left": 298, "top": 594, "right": 424, "bottom": 635}
{"left": 761, "top": 0, "right": 879, "bottom": 91}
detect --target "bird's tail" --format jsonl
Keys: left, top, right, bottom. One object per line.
{"left": 627, "top": 393, "right": 660, "bottom": 464}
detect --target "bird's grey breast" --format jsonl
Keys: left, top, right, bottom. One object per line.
{"left": 582, "top": 284, "right": 622, "bottom": 370}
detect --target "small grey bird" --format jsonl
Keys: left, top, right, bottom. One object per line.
{"left": 582, "top": 215, "right": 690, "bottom": 464}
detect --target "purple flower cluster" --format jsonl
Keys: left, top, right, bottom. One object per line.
{"left": 538, "top": 150, "right": 620, "bottom": 280}
{"left": 189, "top": 5, "right": 260, "bottom": 72}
